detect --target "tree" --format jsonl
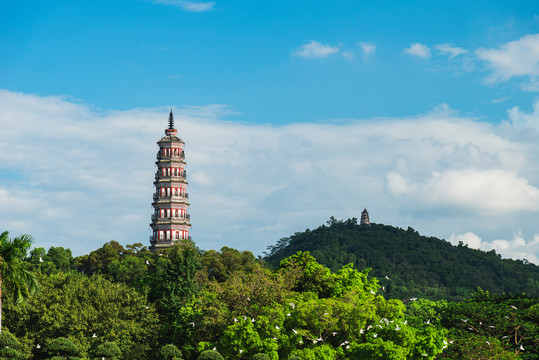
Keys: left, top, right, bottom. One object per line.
{"left": 4, "top": 272, "right": 159, "bottom": 360}
{"left": 0, "top": 231, "right": 39, "bottom": 332}
{"left": 94, "top": 342, "right": 122, "bottom": 360}
{"left": 45, "top": 337, "right": 81, "bottom": 359}
{"left": 158, "top": 344, "right": 183, "bottom": 360}
{"left": 0, "top": 329, "right": 26, "bottom": 359}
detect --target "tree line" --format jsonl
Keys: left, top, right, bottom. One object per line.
{"left": 0, "top": 229, "right": 537, "bottom": 359}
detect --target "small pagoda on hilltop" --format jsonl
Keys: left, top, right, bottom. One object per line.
{"left": 360, "top": 208, "right": 370, "bottom": 225}
{"left": 149, "top": 110, "right": 191, "bottom": 251}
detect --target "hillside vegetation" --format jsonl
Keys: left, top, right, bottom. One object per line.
{"left": 264, "top": 218, "right": 539, "bottom": 301}
{"left": 1, "top": 228, "right": 537, "bottom": 359}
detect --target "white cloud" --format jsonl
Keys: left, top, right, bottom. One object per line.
{"left": 404, "top": 43, "right": 431, "bottom": 58}
{"left": 358, "top": 41, "right": 376, "bottom": 57}
{"left": 154, "top": 0, "right": 215, "bottom": 12}
{"left": 449, "top": 231, "right": 539, "bottom": 264}
{"left": 387, "top": 168, "right": 539, "bottom": 215}
{"left": 2, "top": 90, "right": 539, "bottom": 264}
{"left": 292, "top": 40, "right": 340, "bottom": 59}
{"left": 476, "top": 33, "right": 539, "bottom": 84}
{"left": 436, "top": 43, "right": 468, "bottom": 58}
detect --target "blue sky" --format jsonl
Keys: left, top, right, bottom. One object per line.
{"left": 2, "top": 1, "right": 539, "bottom": 266}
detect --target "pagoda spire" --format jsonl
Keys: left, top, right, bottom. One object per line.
{"left": 150, "top": 111, "right": 190, "bottom": 251}
{"left": 168, "top": 109, "right": 175, "bottom": 130}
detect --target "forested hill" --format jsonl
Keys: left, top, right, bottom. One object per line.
{"left": 264, "top": 218, "right": 539, "bottom": 301}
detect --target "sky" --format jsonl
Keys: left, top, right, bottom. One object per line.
{"left": 2, "top": 1, "right": 539, "bottom": 264}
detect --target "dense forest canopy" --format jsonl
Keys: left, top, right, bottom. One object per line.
{"left": 264, "top": 218, "right": 539, "bottom": 301}
{"left": 0, "top": 226, "right": 537, "bottom": 359}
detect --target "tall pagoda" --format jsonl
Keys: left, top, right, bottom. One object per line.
{"left": 360, "top": 208, "right": 370, "bottom": 225}
{"left": 149, "top": 110, "right": 191, "bottom": 251}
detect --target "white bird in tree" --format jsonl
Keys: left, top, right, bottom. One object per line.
{"left": 39, "top": 257, "right": 43, "bottom": 263}
{"left": 239, "top": 349, "right": 243, "bottom": 354}
{"left": 395, "top": 325, "right": 400, "bottom": 331}
{"left": 292, "top": 329, "right": 298, "bottom": 334}
{"left": 36, "top": 344, "right": 41, "bottom": 349}
{"left": 385, "top": 275, "right": 390, "bottom": 280}
{"left": 359, "top": 329, "right": 364, "bottom": 334}
{"left": 92, "top": 333, "right": 97, "bottom": 338}
{"left": 234, "top": 318, "right": 238, "bottom": 322}
{"left": 520, "top": 345, "right": 525, "bottom": 351}
{"left": 145, "top": 260, "right": 150, "bottom": 265}
{"left": 275, "top": 325, "right": 280, "bottom": 330}
{"left": 332, "top": 332, "right": 337, "bottom": 336}
{"left": 190, "top": 322, "right": 195, "bottom": 327}
{"left": 511, "top": 305, "right": 518, "bottom": 310}
{"left": 289, "top": 302, "right": 295, "bottom": 309}
{"left": 251, "top": 318, "right": 255, "bottom": 323}
{"left": 213, "top": 347, "right": 217, "bottom": 351}
{"left": 410, "top": 298, "right": 417, "bottom": 301}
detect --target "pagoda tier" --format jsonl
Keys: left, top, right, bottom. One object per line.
{"left": 149, "top": 111, "right": 191, "bottom": 251}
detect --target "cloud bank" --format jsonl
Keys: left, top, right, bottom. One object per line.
{"left": 1, "top": 90, "right": 539, "bottom": 263}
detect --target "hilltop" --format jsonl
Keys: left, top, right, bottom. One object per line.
{"left": 264, "top": 218, "right": 539, "bottom": 301}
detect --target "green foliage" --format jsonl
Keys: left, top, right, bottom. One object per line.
{"left": 94, "top": 342, "right": 122, "bottom": 360}
{"left": 201, "top": 247, "right": 260, "bottom": 283}
{"left": 264, "top": 220, "right": 539, "bottom": 301}
{"left": 4, "top": 227, "right": 537, "bottom": 360}
{"left": 186, "top": 253, "right": 446, "bottom": 360}
{"left": 0, "top": 329, "right": 26, "bottom": 360}
{"left": 45, "top": 337, "right": 80, "bottom": 358}
{"left": 252, "top": 353, "right": 270, "bottom": 360}
{"left": 4, "top": 272, "right": 159, "bottom": 360}
{"left": 0, "top": 231, "right": 40, "bottom": 333}
{"left": 438, "top": 291, "right": 538, "bottom": 360}
{"left": 158, "top": 344, "right": 183, "bottom": 359}
{"left": 197, "top": 350, "right": 224, "bottom": 360}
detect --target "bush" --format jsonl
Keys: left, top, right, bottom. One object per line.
{"left": 252, "top": 354, "right": 270, "bottom": 360}
{"left": 94, "top": 342, "right": 122, "bottom": 360}
{"left": 158, "top": 344, "right": 182, "bottom": 360}
{"left": 197, "top": 350, "right": 224, "bottom": 360}
{"left": 0, "top": 330, "right": 25, "bottom": 360}
{"left": 46, "top": 337, "right": 80, "bottom": 358}
{"left": 288, "top": 356, "right": 303, "bottom": 360}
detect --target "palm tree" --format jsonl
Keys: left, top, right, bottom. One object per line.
{"left": 0, "top": 231, "right": 39, "bottom": 333}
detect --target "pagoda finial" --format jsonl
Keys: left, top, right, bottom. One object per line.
{"left": 168, "top": 109, "right": 175, "bottom": 130}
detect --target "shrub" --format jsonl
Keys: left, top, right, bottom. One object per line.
{"left": 94, "top": 342, "right": 122, "bottom": 360}
{"left": 0, "top": 330, "right": 25, "bottom": 360}
{"left": 197, "top": 350, "right": 224, "bottom": 360}
{"left": 158, "top": 344, "right": 183, "bottom": 360}
{"left": 46, "top": 337, "right": 80, "bottom": 358}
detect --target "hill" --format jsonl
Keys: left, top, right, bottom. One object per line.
{"left": 264, "top": 218, "right": 539, "bottom": 301}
